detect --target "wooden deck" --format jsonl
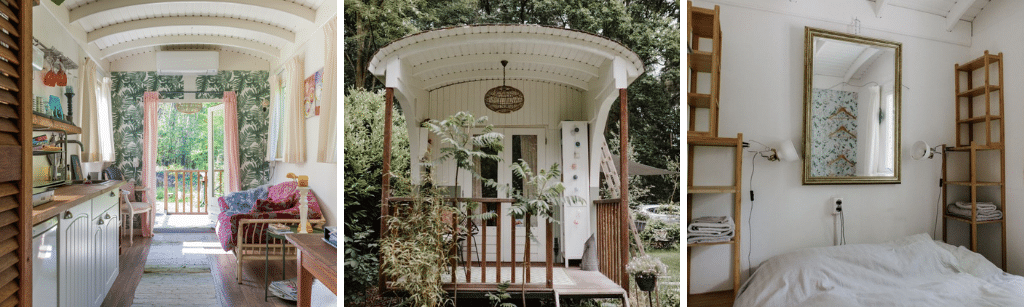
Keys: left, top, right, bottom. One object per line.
{"left": 430, "top": 265, "right": 626, "bottom": 299}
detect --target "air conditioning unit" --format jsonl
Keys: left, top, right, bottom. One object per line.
{"left": 156, "top": 51, "right": 219, "bottom": 75}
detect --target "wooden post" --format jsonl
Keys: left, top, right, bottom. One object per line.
{"left": 618, "top": 88, "right": 629, "bottom": 288}
{"left": 378, "top": 87, "right": 394, "bottom": 291}
{"left": 546, "top": 218, "right": 553, "bottom": 289}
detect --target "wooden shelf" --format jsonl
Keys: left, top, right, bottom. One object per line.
{"left": 688, "top": 290, "right": 735, "bottom": 307}
{"left": 945, "top": 181, "right": 1003, "bottom": 187}
{"left": 31, "top": 113, "right": 80, "bottom": 134}
{"left": 957, "top": 115, "right": 1001, "bottom": 124}
{"left": 687, "top": 136, "right": 741, "bottom": 147}
{"left": 689, "top": 51, "right": 713, "bottom": 73}
{"left": 956, "top": 53, "right": 1001, "bottom": 72}
{"left": 688, "top": 93, "right": 712, "bottom": 108}
{"left": 687, "top": 185, "right": 736, "bottom": 194}
{"left": 687, "top": 240, "right": 735, "bottom": 247}
{"left": 689, "top": 8, "right": 717, "bottom": 38}
{"left": 945, "top": 50, "right": 1006, "bottom": 269}
{"left": 956, "top": 85, "right": 1001, "bottom": 98}
{"left": 944, "top": 214, "right": 1003, "bottom": 225}
{"left": 946, "top": 144, "right": 1002, "bottom": 151}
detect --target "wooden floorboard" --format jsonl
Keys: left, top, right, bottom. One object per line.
{"left": 101, "top": 232, "right": 300, "bottom": 307}
{"left": 102, "top": 234, "right": 152, "bottom": 307}
{"left": 209, "top": 251, "right": 296, "bottom": 307}
{"left": 688, "top": 290, "right": 735, "bottom": 307}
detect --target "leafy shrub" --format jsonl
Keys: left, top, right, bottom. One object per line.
{"left": 639, "top": 220, "right": 680, "bottom": 250}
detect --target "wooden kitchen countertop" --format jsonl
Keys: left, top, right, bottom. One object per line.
{"left": 32, "top": 181, "right": 125, "bottom": 224}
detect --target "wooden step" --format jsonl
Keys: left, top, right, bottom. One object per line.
{"left": 688, "top": 93, "right": 712, "bottom": 108}
{"left": 688, "top": 290, "right": 735, "bottom": 307}
{"left": 689, "top": 6, "right": 717, "bottom": 38}
{"left": 944, "top": 213, "right": 1003, "bottom": 225}
{"left": 956, "top": 85, "right": 1000, "bottom": 98}
{"left": 946, "top": 181, "right": 1002, "bottom": 187}
{"left": 688, "top": 135, "right": 741, "bottom": 147}
{"left": 957, "top": 53, "right": 1001, "bottom": 72}
{"left": 687, "top": 239, "right": 736, "bottom": 247}
{"left": 946, "top": 144, "right": 1002, "bottom": 151}
{"left": 689, "top": 51, "right": 713, "bottom": 73}
{"left": 687, "top": 186, "right": 737, "bottom": 194}
{"left": 957, "top": 115, "right": 1001, "bottom": 124}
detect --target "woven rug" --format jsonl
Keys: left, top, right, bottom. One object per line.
{"left": 132, "top": 233, "right": 221, "bottom": 307}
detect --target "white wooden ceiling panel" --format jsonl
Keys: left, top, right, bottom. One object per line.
{"left": 882, "top": 0, "right": 990, "bottom": 21}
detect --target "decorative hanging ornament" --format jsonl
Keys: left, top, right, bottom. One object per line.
{"left": 175, "top": 103, "right": 203, "bottom": 114}
{"left": 484, "top": 60, "right": 524, "bottom": 113}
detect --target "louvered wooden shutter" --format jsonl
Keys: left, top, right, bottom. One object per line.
{"left": 0, "top": 1, "right": 30, "bottom": 306}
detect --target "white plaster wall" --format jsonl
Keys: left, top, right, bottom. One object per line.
{"left": 690, "top": 0, "right": 968, "bottom": 294}
{"left": 268, "top": 21, "right": 336, "bottom": 227}
{"left": 967, "top": 0, "right": 1024, "bottom": 276}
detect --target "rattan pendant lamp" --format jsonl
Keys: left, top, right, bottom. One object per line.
{"left": 484, "top": 60, "right": 524, "bottom": 113}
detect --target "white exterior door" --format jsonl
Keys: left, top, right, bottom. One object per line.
{"left": 468, "top": 128, "right": 546, "bottom": 263}
{"left": 207, "top": 104, "right": 224, "bottom": 206}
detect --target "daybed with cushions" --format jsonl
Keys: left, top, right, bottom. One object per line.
{"left": 735, "top": 233, "right": 1024, "bottom": 306}
{"left": 216, "top": 181, "right": 326, "bottom": 283}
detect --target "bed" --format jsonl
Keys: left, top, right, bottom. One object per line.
{"left": 735, "top": 233, "right": 1024, "bottom": 306}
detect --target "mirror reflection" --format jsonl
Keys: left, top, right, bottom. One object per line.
{"left": 804, "top": 27, "right": 901, "bottom": 184}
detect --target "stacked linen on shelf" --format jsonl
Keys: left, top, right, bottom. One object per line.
{"left": 947, "top": 201, "right": 1003, "bottom": 221}
{"left": 687, "top": 216, "right": 735, "bottom": 244}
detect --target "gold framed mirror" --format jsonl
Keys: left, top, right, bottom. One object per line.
{"left": 803, "top": 27, "right": 902, "bottom": 185}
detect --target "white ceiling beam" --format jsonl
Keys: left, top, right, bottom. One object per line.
{"left": 412, "top": 54, "right": 599, "bottom": 79}
{"left": 873, "top": 0, "right": 890, "bottom": 18}
{"left": 87, "top": 17, "right": 296, "bottom": 44}
{"left": 946, "top": 0, "right": 977, "bottom": 32}
{"left": 99, "top": 35, "right": 279, "bottom": 60}
{"left": 842, "top": 47, "right": 879, "bottom": 83}
{"left": 69, "top": 0, "right": 316, "bottom": 24}
{"left": 424, "top": 69, "right": 589, "bottom": 91}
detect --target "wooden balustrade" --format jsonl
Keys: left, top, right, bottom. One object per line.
{"left": 595, "top": 198, "right": 629, "bottom": 288}
{"left": 162, "top": 169, "right": 222, "bottom": 215}
{"left": 382, "top": 197, "right": 555, "bottom": 291}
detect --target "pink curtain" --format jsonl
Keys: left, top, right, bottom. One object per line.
{"left": 223, "top": 91, "right": 242, "bottom": 193}
{"left": 142, "top": 91, "right": 159, "bottom": 237}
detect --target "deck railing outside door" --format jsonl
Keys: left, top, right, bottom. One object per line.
{"left": 162, "top": 169, "right": 224, "bottom": 214}
{"left": 382, "top": 197, "right": 555, "bottom": 291}
{"left": 595, "top": 198, "right": 629, "bottom": 288}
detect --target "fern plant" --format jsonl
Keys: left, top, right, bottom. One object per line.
{"left": 421, "top": 112, "right": 504, "bottom": 304}
{"left": 496, "top": 160, "right": 583, "bottom": 306}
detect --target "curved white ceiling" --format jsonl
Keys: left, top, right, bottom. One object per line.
{"left": 55, "top": 0, "right": 327, "bottom": 62}
{"left": 369, "top": 25, "right": 644, "bottom": 91}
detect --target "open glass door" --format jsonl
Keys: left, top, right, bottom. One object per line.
{"left": 472, "top": 128, "right": 546, "bottom": 263}
{"left": 207, "top": 104, "right": 225, "bottom": 207}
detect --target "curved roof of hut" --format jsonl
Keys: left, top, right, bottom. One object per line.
{"left": 369, "top": 24, "right": 645, "bottom": 92}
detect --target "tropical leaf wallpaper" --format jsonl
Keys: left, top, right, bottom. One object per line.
{"left": 112, "top": 70, "right": 270, "bottom": 190}
{"left": 810, "top": 88, "right": 858, "bottom": 177}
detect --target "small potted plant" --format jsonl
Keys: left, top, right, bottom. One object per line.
{"left": 626, "top": 254, "right": 666, "bottom": 292}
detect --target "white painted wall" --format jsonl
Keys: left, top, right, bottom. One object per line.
{"left": 268, "top": 20, "right": 336, "bottom": 227}
{"left": 424, "top": 80, "right": 583, "bottom": 188}
{"left": 108, "top": 51, "right": 270, "bottom": 72}
{"left": 967, "top": 0, "right": 1024, "bottom": 277}
{"left": 689, "top": 0, "right": 968, "bottom": 294}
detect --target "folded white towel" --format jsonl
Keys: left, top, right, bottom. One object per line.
{"left": 947, "top": 204, "right": 1003, "bottom": 221}
{"left": 954, "top": 201, "right": 998, "bottom": 212}
{"left": 688, "top": 216, "right": 734, "bottom": 232}
{"left": 687, "top": 232, "right": 734, "bottom": 244}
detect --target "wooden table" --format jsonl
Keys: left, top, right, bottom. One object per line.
{"left": 285, "top": 233, "right": 337, "bottom": 306}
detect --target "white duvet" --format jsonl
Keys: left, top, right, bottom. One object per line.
{"left": 734, "top": 234, "right": 1024, "bottom": 306}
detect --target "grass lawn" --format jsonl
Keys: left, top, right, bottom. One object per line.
{"left": 649, "top": 248, "right": 680, "bottom": 282}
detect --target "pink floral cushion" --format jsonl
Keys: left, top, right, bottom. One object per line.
{"left": 250, "top": 194, "right": 298, "bottom": 213}
{"left": 216, "top": 181, "right": 323, "bottom": 251}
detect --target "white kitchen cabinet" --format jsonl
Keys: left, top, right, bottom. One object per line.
{"left": 59, "top": 201, "right": 93, "bottom": 307}
{"left": 92, "top": 205, "right": 119, "bottom": 306}
{"left": 60, "top": 190, "right": 121, "bottom": 307}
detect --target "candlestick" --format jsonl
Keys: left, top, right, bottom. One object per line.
{"left": 297, "top": 186, "right": 310, "bottom": 233}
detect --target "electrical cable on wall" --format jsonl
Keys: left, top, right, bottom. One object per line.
{"left": 743, "top": 140, "right": 774, "bottom": 272}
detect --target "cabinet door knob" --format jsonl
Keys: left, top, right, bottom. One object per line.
{"left": 98, "top": 219, "right": 104, "bottom": 225}
{"left": 104, "top": 214, "right": 111, "bottom": 219}
{"left": 110, "top": 191, "right": 115, "bottom": 197}
{"left": 63, "top": 211, "right": 72, "bottom": 219}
